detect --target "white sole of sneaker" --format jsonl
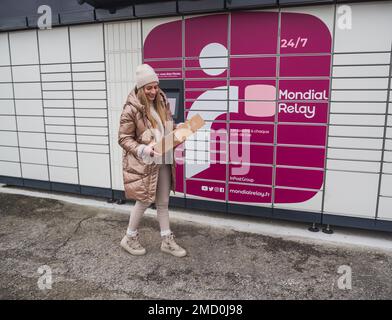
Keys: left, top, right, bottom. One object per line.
{"left": 160, "top": 246, "right": 187, "bottom": 257}
{"left": 120, "top": 238, "right": 146, "bottom": 256}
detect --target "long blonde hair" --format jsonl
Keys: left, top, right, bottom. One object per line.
{"left": 135, "top": 85, "right": 167, "bottom": 129}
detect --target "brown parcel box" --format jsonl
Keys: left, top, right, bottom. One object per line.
{"left": 152, "top": 114, "right": 205, "bottom": 154}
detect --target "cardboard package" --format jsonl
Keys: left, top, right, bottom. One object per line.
{"left": 153, "top": 114, "right": 205, "bottom": 154}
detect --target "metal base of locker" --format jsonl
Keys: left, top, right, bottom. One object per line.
{"left": 308, "top": 223, "right": 320, "bottom": 232}
{"left": 186, "top": 198, "right": 227, "bottom": 214}
{"left": 23, "top": 179, "right": 51, "bottom": 191}
{"left": 0, "top": 175, "right": 24, "bottom": 186}
{"left": 273, "top": 208, "right": 321, "bottom": 224}
{"left": 169, "top": 196, "right": 186, "bottom": 208}
{"left": 80, "top": 185, "right": 112, "bottom": 198}
{"left": 51, "top": 182, "right": 81, "bottom": 194}
{"left": 228, "top": 203, "right": 273, "bottom": 219}
{"left": 323, "top": 214, "right": 392, "bottom": 233}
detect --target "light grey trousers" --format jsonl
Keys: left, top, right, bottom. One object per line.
{"left": 128, "top": 164, "right": 171, "bottom": 233}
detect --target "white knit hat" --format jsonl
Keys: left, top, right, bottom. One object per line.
{"left": 136, "top": 64, "right": 159, "bottom": 89}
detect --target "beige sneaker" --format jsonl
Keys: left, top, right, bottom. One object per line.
{"left": 161, "top": 232, "right": 187, "bottom": 257}
{"left": 120, "top": 234, "right": 146, "bottom": 256}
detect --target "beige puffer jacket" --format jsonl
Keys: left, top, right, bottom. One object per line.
{"left": 118, "top": 88, "right": 177, "bottom": 202}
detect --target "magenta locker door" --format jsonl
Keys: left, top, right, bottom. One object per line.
{"left": 143, "top": 11, "right": 331, "bottom": 206}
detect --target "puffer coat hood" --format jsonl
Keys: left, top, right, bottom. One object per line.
{"left": 118, "top": 88, "right": 177, "bottom": 203}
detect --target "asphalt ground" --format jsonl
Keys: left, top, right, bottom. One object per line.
{"left": 0, "top": 192, "right": 391, "bottom": 300}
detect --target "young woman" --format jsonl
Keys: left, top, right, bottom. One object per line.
{"left": 118, "top": 64, "right": 187, "bottom": 258}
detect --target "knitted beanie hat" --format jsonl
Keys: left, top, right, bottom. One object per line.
{"left": 136, "top": 64, "right": 159, "bottom": 89}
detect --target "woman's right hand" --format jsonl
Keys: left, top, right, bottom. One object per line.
{"left": 143, "top": 145, "right": 161, "bottom": 158}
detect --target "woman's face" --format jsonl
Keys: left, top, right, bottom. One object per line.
{"left": 143, "top": 82, "right": 159, "bottom": 102}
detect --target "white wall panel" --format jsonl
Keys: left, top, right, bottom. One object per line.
{"left": 74, "top": 100, "right": 107, "bottom": 108}
{"left": 0, "top": 100, "right": 15, "bottom": 115}
{"left": 105, "top": 18, "right": 142, "bottom": 190}
{"left": 38, "top": 27, "right": 70, "bottom": 64}
{"left": 0, "top": 66, "right": 12, "bottom": 82}
{"left": 333, "top": 53, "right": 390, "bottom": 65}
{"left": 76, "top": 127, "right": 108, "bottom": 135}
{"left": 328, "top": 125, "right": 384, "bottom": 138}
{"left": 0, "top": 83, "right": 13, "bottom": 99}
{"left": 46, "top": 133, "right": 75, "bottom": 143}
{"left": 17, "top": 116, "right": 44, "bottom": 132}
{"left": 45, "top": 117, "right": 74, "bottom": 125}
{"left": 328, "top": 137, "right": 383, "bottom": 149}
{"left": 46, "top": 142, "right": 76, "bottom": 151}
{"left": 111, "top": 158, "right": 124, "bottom": 190}
{"left": 105, "top": 21, "right": 142, "bottom": 110}
{"left": 9, "top": 30, "right": 39, "bottom": 65}
{"left": 334, "top": 1, "right": 392, "bottom": 53}
{"left": 330, "top": 102, "right": 386, "bottom": 114}
{"left": 40, "top": 64, "right": 71, "bottom": 73}
{"left": 21, "top": 163, "right": 48, "bottom": 180}
{"left": 45, "top": 108, "right": 74, "bottom": 117}
{"left": 15, "top": 100, "right": 43, "bottom": 116}
{"left": 12, "top": 65, "right": 40, "bottom": 82}
{"left": 41, "top": 73, "right": 72, "bottom": 82}
{"left": 70, "top": 24, "right": 104, "bottom": 62}
{"left": 329, "top": 114, "right": 386, "bottom": 126}
{"left": 331, "top": 90, "right": 387, "bottom": 102}
{"left": 326, "top": 159, "right": 381, "bottom": 173}
{"left": 0, "top": 161, "right": 21, "bottom": 177}
{"left": 77, "top": 144, "right": 109, "bottom": 153}
{"left": 72, "top": 62, "right": 105, "bottom": 71}
{"left": 48, "top": 150, "right": 77, "bottom": 167}
{"left": 0, "top": 115, "right": 17, "bottom": 130}
{"left": 324, "top": 171, "right": 378, "bottom": 218}
{"left": 49, "top": 166, "right": 78, "bottom": 184}
{"left": 45, "top": 125, "right": 75, "bottom": 134}
{"left": 78, "top": 152, "right": 110, "bottom": 188}
{"left": 384, "top": 151, "right": 392, "bottom": 163}
{"left": 0, "top": 131, "right": 18, "bottom": 146}
{"left": 42, "top": 82, "right": 72, "bottom": 91}
{"left": 378, "top": 197, "right": 392, "bottom": 220}
{"left": 328, "top": 149, "right": 382, "bottom": 161}
{"left": 380, "top": 174, "right": 392, "bottom": 197}
{"left": 75, "top": 109, "right": 107, "bottom": 118}
{"left": 18, "top": 132, "right": 46, "bottom": 148}
{"left": 385, "top": 139, "right": 392, "bottom": 150}
{"left": 73, "top": 90, "right": 106, "bottom": 100}
{"left": 43, "top": 91, "right": 73, "bottom": 99}
{"left": 331, "top": 78, "right": 389, "bottom": 90}
{"left": 73, "top": 81, "right": 106, "bottom": 90}
{"left": 77, "top": 135, "right": 108, "bottom": 144}
{"left": 0, "top": 146, "right": 19, "bottom": 161}
{"left": 382, "top": 161, "right": 392, "bottom": 174}
{"left": 75, "top": 118, "right": 107, "bottom": 126}
{"left": 0, "top": 33, "right": 10, "bottom": 66}
{"left": 332, "top": 65, "right": 389, "bottom": 78}
{"left": 388, "top": 115, "right": 392, "bottom": 127}
{"left": 44, "top": 100, "right": 73, "bottom": 108}
{"left": 14, "top": 83, "right": 42, "bottom": 99}
{"left": 387, "top": 127, "right": 392, "bottom": 139}
{"left": 72, "top": 72, "right": 105, "bottom": 81}
{"left": 20, "top": 148, "right": 47, "bottom": 164}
